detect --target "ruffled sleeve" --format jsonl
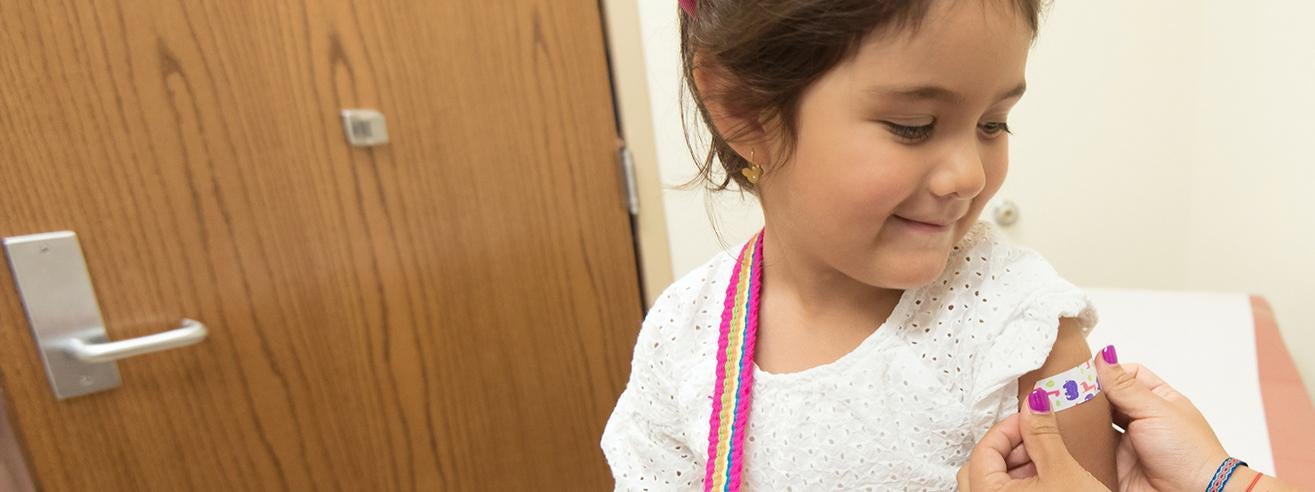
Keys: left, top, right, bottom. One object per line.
{"left": 600, "top": 274, "right": 713, "bottom": 490}
{"left": 967, "top": 244, "right": 1099, "bottom": 440}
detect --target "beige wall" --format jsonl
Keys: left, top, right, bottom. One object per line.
{"left": 601, "top": 0, "right": 675, "bottom": 305}
{"left": 633, "top": 0, "right": 765, "bottom": 280}
{"left": 623, "top": 1, "right": 1313, "bottom": 395}
{"left": 1009, "top": 1, "right": 1315, "bottom": 399}
{"left": 1184, "top": 2, "right": 1315, "bottom": 391}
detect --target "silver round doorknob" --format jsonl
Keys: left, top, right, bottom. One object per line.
{"left": 993, "top": 200, "right": 1020, "bottom": 227}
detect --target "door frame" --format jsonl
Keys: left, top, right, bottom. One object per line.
{"left": 600, "top": 0, "right": 675, "bottom": 308}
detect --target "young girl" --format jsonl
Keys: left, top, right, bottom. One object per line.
{"left": 602, "top": 0, "right": 1118, "bottom": 489}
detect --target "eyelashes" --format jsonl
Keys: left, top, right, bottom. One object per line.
{"left": 979, "top": 121, "right": 1013, "bottom": 136}
{"left": 884, "top": 122, "right": 936, "bottom": 142}
{"left": 880, "top": 120, "right": 1013, "bottom": 143}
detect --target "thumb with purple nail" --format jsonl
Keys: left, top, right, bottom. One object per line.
{"left": 963, "top": 345, "right": 1301, "bottom": 491}
{"left": 957, "top": 385, "right": 1109, "bottom": 491}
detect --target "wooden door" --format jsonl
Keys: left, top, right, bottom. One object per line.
{"left": 0, "top": 1, "right": 640, "bottom": 490}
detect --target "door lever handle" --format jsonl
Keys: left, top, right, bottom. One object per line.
{"left": 65, "top": 319, "right": 208, "bottom": 364}
{"left": 3, "top": 231, "right": 210, "bottom": 399}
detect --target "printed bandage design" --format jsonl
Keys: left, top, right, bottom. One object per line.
{"left": 1033, "top": 359, "right": 1101, "bottom": 412}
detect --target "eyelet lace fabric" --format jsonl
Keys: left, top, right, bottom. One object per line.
{"left": 602, "top": 222, "right": 1098, "bottom": 491}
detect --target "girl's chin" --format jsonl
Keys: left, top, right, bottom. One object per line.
{"left": 865, "top": 257, "right": 949, "bottom": 289}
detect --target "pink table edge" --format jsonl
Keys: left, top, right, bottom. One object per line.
{"left": 1252, "top": 295, "right": 1315, "bottom": 488}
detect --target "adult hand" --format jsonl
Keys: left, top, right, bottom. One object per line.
{"left": 957, "top": 387, "right": 1108, "bottom": 491}
{"left": 963, "top": 346, "right": 1298, "bottom": 492}
{"left": 1093, "top": 346, "right": 1231, "bottom": 492}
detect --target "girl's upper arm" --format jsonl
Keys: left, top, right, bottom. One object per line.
{"left": 1016, "top": 317, "right": 1119, "bottom": 489}
{"left": 601, "top": 380, "right": 703, "bottom": 489}
{"left": 600, "top": 309, "right": 704, "bottom": 489}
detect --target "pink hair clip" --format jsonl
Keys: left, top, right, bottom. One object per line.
{"left": 679, "top": 0, "right": 696, "bottom": 16}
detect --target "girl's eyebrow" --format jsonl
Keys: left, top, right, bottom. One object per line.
{"left": 867, "top": 82, "right": 1028, "bottom": 104}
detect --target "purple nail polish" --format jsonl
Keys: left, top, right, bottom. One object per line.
{"left": 1028, "top": 388, "right": 1051, "bottom": 413}
{"left": 1102, "top": 345, "right": 1118, "bottom": 365}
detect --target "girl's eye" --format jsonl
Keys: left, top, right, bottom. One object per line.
{"left": 882, "top": 122, "right": 935, "bottom": 143}
{"left": 979, "top": 121, "right": 1013, "bottom": 137}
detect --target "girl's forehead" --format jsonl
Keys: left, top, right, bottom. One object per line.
{"left": 842, "top": 1, "right": 1033, "bottom": 93}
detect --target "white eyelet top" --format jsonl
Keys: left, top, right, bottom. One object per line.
{"left": 601, "top": 222, "right": 1098, "bottom": 491}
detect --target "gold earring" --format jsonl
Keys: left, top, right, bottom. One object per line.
{"left": 741, "top": 150, "right": 762, "bottom": 184}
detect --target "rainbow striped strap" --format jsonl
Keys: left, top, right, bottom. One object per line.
{"left": 704, "top": 231, "right": 764, "bottom": 492}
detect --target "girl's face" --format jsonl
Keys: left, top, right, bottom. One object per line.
{"left": 758, "top": 0, "right": 1033, "bottom": 289}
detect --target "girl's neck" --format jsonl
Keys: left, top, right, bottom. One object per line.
{"left": 761, "top": 230, "right": 902, "bottom": 325}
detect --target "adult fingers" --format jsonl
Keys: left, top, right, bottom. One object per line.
{"left": 1093, "top": 348, "right": 1172, "bottom": 425}
{"left": 1007, "top": 462, "right": 1038, "bottom": 480}
{"left": 1123, "top": 362, "right": 1195, "bottom": 413}
{"left": 967, "top": 414, "right": 1024, "bottom": 488}
{"left": 1018, "top": 388, "right": 1077, "bottom": 474}
{"left": 1005, "top": 442, "right": 1031, "bottom": 470}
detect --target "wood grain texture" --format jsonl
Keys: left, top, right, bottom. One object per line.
{"left": 0, "top": 0, "right": 641, "bottom": 490}
{"left": 0, "top": 389, "right": 34, "bottom": 492}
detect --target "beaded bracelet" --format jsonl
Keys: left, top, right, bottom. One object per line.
{"left": 1206, "top": 457, "right": 1248, "bottom": 492}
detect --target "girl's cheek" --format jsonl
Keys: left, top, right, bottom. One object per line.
{"left": 853, "top": 181, "right": 906, "bottom": 223}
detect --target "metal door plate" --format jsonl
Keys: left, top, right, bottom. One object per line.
{"left": 3, "top": 232, "right": 122, "bottom": 399}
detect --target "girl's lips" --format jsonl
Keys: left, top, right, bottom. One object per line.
{"left": 893, "top": 215, "right": 950, "bottom": 233}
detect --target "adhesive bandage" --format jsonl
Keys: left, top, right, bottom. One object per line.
{"left": 1032, "top": 359, "right": 1101, "bottom": 412}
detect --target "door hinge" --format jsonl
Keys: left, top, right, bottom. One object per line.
{"left": 617, "top": 145, "right": 640, "bottom": 216}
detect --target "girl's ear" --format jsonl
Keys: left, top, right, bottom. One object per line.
{"left": 692, "top": 54, "right": 774, "bottom": 164}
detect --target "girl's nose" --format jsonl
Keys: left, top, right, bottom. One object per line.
{"left": 929, "top": 142, "right": 987, "bottom": 200}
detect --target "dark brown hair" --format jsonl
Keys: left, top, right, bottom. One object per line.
{"left": 680, "top": 0, "right": 1045, "bottom": 192}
